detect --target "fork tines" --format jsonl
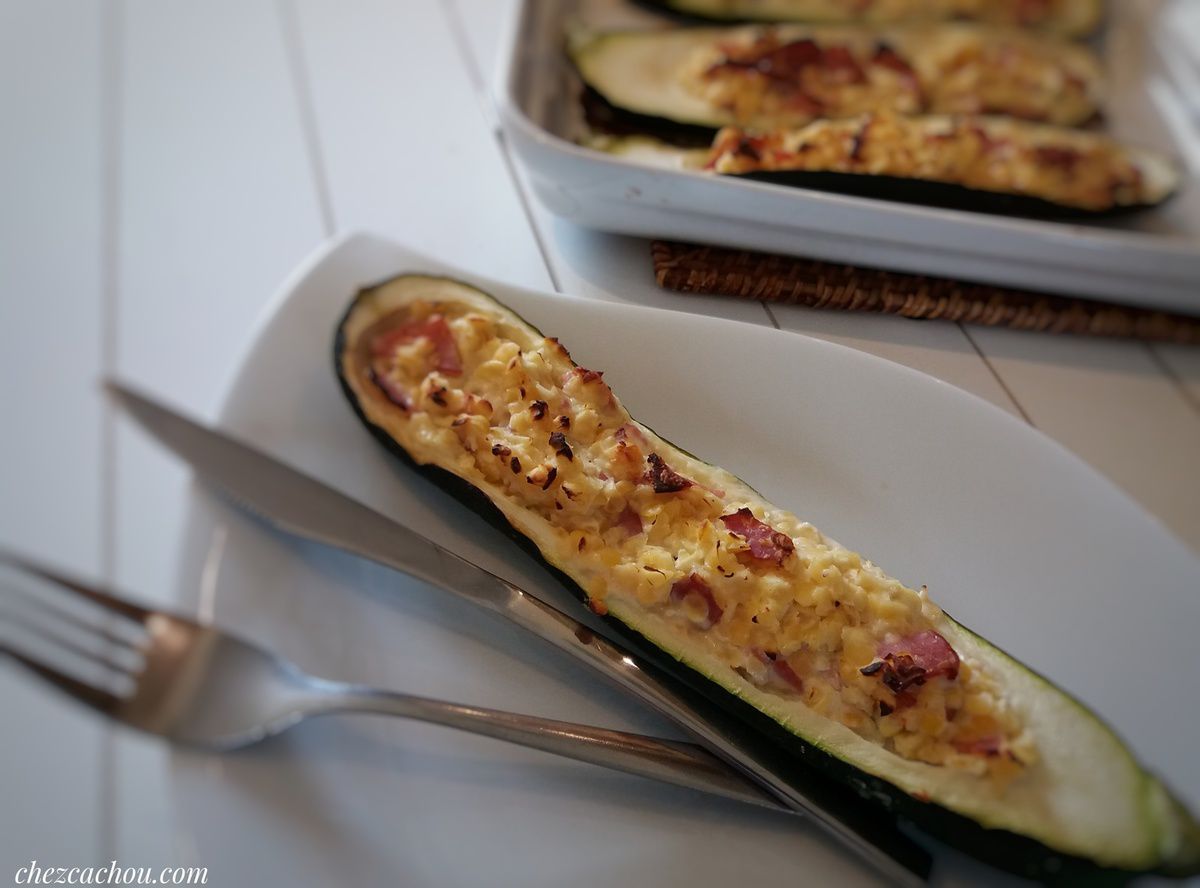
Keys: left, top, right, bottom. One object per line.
{"left": 0, "top": 549, "right": 145, "bottom": 712}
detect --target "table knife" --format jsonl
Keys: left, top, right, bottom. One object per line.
{"left": 108, "top": 380, "right": 931, "bottom": 886}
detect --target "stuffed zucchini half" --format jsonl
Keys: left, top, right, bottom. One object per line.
{"left": 572, "top": 24, "right": 1104, "bottom": 137}
{"left": 335, "top": 275, "right": 1200, "bottom": 881}
{"left": 639, "top": 0, "right": 1103, "bottom": 37}
{"left": 589, "top": 113, "right": 1180, "bottom": 217}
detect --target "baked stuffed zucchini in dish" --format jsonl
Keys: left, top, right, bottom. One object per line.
{"left": 588, "top": 113, "right": 1180, "bottom": 217}
{"left": 572, "top": 24, "right": 1103, "bottom": 136}
{"left": 640, "top": 0, "right": 1103, "bottom": 37}
{"left": 706, "top": 112, "right": 1179, "bottom": 215}
{"left": 335, "top": 275, "right": 1200, "bottom": 881}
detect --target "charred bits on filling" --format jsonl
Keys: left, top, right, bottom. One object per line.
{"left": 530, "top": 400, "right": 548, "bottom": 420}
{"left": 549, "top": 431, "right": 573, "bottom": 460}
{"left": 525, "top": 465, "right": 557, "bottom": 491}
{"left": 850, "top": 119, "right": 872, "bottom": 162}
{"left": 644, "top": 453, "right": 692, "bottom": 493}
{"left": 736, "top": 136, "right": 761, "bottom": 161}
{"left": 556, "top": 415, "right": 571, "bottom": 429}
{"left": 510, "top": 456, "right": 521, "bottom": 474}
{"left": 492, "top": 443, "right": 511, "bottom": 457}
{"left": 429, "top": 387, "right": 448, "bottom": 407}
{"left": 860, "top": 653, "right": 928, "bottom": 694}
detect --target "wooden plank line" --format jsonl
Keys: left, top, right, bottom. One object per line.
{"left": 958, "top": 325, "right": 1034, "bottom": 425}
{"left": 98, "top": 0, "right": 126, "bottom": 863}
{"left": 443, "top": 0, "right": 488, "bottom": 100}
{"left": 277, "top": 0, "right": 337, "bottom": 238}
{"left": 1148, "top": 344, "right": 1200, "bottom": 416}
{"left": 446, "top": 0, "right": 560, "bottom": 288}
{"left": 289, "top": 0, "right": 551, "bottom": 289}
{"left": 0, "top": 0, "right": 111, "bottom": 865}
{"left": 761, "top": 301, "right": 782, "bottom": 330}
{"left": 967, "top": 328, "right": 1200, "bottom": 550}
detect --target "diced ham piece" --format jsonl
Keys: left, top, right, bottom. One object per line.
{"left": 872, "top": 44, "right": 918, "bottom": 84}
{"left": 1035, "top": 145, "right": 1082, "bottom": 172}
{"left": 954, "top": 735, "right": 1005, "bottom": 758}
{"left": 861, "top": 630, "right": 960, "bottom": 695}
{"left": 670, "top": 574, "right": 723, "bottom": 628}
{"left": 752, "top": 649, "right": 805, "bottom": 693}
{"left": 879, "top": 631, "right": 960, "bottom": 682}
{"left": 614, "top": 424, "right": 648, "bottom": 447}
{"left": 643, "top": 454, "right": 693, "bottom": 493}
{"left": 371, "top": 315, "right": 463, "bottom": 376}
{"left": 771, "top": 37, "right": 823, "bottom": 75}
{"left": 564, "top": 367, "right": 604, "bottom": 387}
{"left": 721, "top": 509, "right": 795, "bottom": 565}
{"left": 615, "top": 506, "right": 643, "bottom": 537}
{"left": 369, "top": 363, "right": 412, "bottom": 411}
{"left": 771, "top": 657, "right": 805, "bottom": 693}
{"left": 621, "top": 429, "right": 720, "bottom": 497}
{"left": 1016, "top": 0, "right": 1053, "bottom": 24}
{"left": 820, "top": 46, "right": 866, "bottom": 84}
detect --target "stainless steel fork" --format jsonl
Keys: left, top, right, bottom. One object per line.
{"left": 0, "top": 550, "right": 778, "bottom": 809}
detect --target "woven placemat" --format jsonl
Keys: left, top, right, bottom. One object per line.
{"left": 651, "top": 241, "right": 1200, "bottom": 345}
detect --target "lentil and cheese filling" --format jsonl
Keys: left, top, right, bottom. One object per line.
{"left": 706, "top": 112, "right": 1166, "bottom": 212}
{"left": 678, "top": 25, "right": 1101, "bottom": 129}
{"left": 348, "top": 293, "right": 1037, "bottom": 783}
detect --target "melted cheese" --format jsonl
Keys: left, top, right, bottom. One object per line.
{"left": 677, "top": 24, "right": 1100, "bottom": 129}
{"left": 707, "top": 111, "right": 1158, "bottom": 211}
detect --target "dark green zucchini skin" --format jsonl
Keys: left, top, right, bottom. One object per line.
{"left": 333, "top": 280, "right": 1157, "bottom": 885}
{"left": 631, "top": 0, "right": 754, "bottom": 24}
{"left": 735, "top": 170, "right": 1166, "bottom": 220}
{"left": 582, "top": 87, "right": 717, "bottom": 149}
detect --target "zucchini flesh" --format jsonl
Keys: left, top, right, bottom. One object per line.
{"left": 334, "top": 275, "right": 1199, "bottom": 880}
{"left": 639, "top": 0, "right": 1104, "bottom": 37}
{"left": 571, "top": 25, "right": 1104, "bottom": 134}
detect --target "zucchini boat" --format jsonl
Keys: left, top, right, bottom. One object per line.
{"left": 335, "top": 275, "right": 1200, "bottom": 881}
{"left": 589, "top": 113, "right": 1180, "bottom": 217}
{"left": 639, "top": 0, "right": 1103, "bottom": 37}
{"left": 572, "top": 24, "right": 1104, "bottom": 138}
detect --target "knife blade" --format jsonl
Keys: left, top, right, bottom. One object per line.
{"left": 108, "top": 380, "right": 932, "bottom": 885}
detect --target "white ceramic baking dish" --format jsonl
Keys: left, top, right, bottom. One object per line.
{"left": 496, "top": 0, "right": 1200, "bottom": 313}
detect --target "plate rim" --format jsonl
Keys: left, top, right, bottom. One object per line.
{"left": 165, "top": 230, "right": 1200, "bottom": 884}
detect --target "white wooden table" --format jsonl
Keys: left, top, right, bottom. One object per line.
{"left": 2, "top": 0, "right": 1197, "bottom": 878}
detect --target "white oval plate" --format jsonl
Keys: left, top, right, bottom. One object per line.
{"left": 170, "top": 233, "right": 1199, "bottom": 887}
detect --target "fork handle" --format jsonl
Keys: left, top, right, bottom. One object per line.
{"left": 311, "top": 685, "right": 782, "bottom": 810}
